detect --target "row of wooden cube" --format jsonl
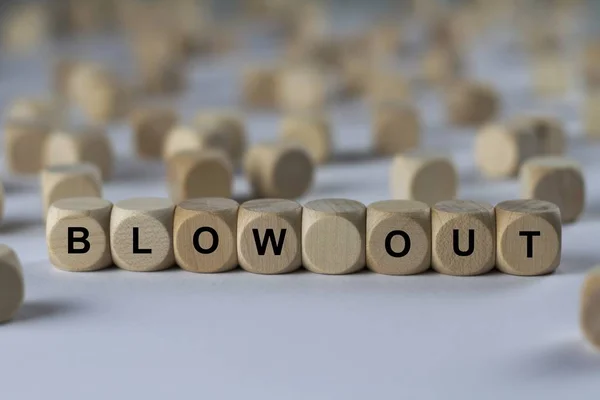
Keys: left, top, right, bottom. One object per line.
{"left": 47, "top": 197, "right": 561, "bottom": 277}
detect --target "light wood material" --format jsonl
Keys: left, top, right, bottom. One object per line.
{"left": 422, "top": 45, "right": 462, "bottom": 85}
{"left": 372, "top": 102, "right": 420, "bottom": 155}
{"left": 46, "top": 197, "right": 113, "bottom": 272}
{"left": 4, "top": 118, "right": 51, "bottom": 175}
{"left": 390, "top": 153, "right": 457, "bottom": 206}
{"left": 166, "top": 150, "right": 233, "bottom": 203}
{"left": 277, "top": 65, "right": 327, "bottom": 112}
{"left": 495, "top": 199, "right": 561, "bottom": 276}
{"left": 520, "top": 156, "right": 585, "bottom": 223}
{"left": 130, "top": 106, "right": 178, "bottom": 159}
{"left": 242, "top": 66, "right": 278, "bottom": 109}
{"left": 110, "top": 198, "right": 175, "bottom": 272}
{"left": 302, "top": 198, "right": 366, "bottom": 275}
{"left": 43, "top": 126, "right": 114, "bottom": 181}
{"left": 238, "top": 199, "right": 302, "bottom": 274}
{"left": 531, "top": 54, "right": 570, "bottom": 98}
{"left": 244, "top": 142, "right": 314, "bottom": 199}
{"left": 194, "top": 111, "right": 247, "bottom": 165}
{"left": 41, "top": 163, "right": 103, "bottom": 217}
{"left": 432, "top": 200, "right": 495, "bottom": 276}
{"left": 1, "top": 2, "right": 49, "bottom": 53}
{"left": 367, "top": 72, "right": 411, "bottom": 104}
{"left": 446, "top": 81, "right": 500, "bottom": 126}
{"left": 5, "top": 98, "right": 64, "bottom": 127}
{"left": 512, "top": 116, "right": 566, "bottom": 156}
{"left": 280, "top": 112, "right": 331, "bottom": 164}
{"left": 366, "top": 200, "right": 431, "bottom": 275}
{"left": 174, "top": 198, "right": 239, "bottom": 273}
{"left": 584, "top": 92, "right": 600, "bottom": 139}
{"left": 0, "top": 244, "right": 24, "bottom": 323}
{"left": 581, "top": 267, "right": 600, "bottom": 350}
{"left": 162, "top": 125, "right": 229, "bottom": 160}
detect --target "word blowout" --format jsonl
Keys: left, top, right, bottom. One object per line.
{"left": 46, "top": 197, "right": 562, "bottom": 276}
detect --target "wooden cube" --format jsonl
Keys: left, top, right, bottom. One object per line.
{"left": 41, "top": 163, "right": 103, "bottom": 217}
{"left": 446, "top": 81, "right": 500, "bottom": 126}
{"left": 242, "top": 67, "right": 278, "bottom": 109}
{"left": 432, "top": 200, "right": 495, "bottom": 276}
{"left": 1, "top": 2, "right": 49, "bottom": 53}
{"left": 0, "top": 245, "right": 24, "bottom": 323}
{"left": 373, "top": 102, "right": 420, "bottom": 156}
{"left": 495, "top": 199, "right": 561, "bottom": 276}
{"left": 277, "top": 65, "right": 327, "bottom": 112}
{"left": 5, "top": 98, "right": 64, "bottom": 127}
{"left": 390, "top": 153, "right": 457, "bottom": 206}
{"left": 194, "top": 111, "right": 247, "bottom": 165}
{"left": 520, "top": 156, "right": 585, "bottom": 223}
{"left": 238, "top": 199, "right": 302, "bottom": 274}
{"left": 531, "top": 54, "right": 570, "bottom": 98}
{"left": 130, "top": 106, "right": 178, "bottom": 159}
{"left": 163, "top": 125, "right": 230, "bottom": 161}
{"left": 367, "top": 72, "right": 411, "bottom": 105}
{"left": 166, "top": 150, "right": 233, "bottom": 203}
{"left": 280, "top": 112, "right": 331, "bottom": 164}
{"left": 173, "top": 198, "right": 239, "bottom": 273}
{"left": 366, "top": 200, "right": 431, "bottom": 275}
{"left": 422, "top": 45, "right": 463, "bottom": 86}
{"left": 584, "top": 92, "right": 600, "bottom": 139}
{"left": 512, "top": 116, "right": 566, "bottom": 156}
{"left": 4, "top": 118, "right": 51, "bottom": 174}
{"left": 581, "top": 267, "right": 600, "bottom": 350}
{"left": 43, "top": 126, "right": 114, "bottom": 180}
{"left": 46, "top": 197, "right": 113, "bottom": 272}
{"left": 110, "top": 197, "right": 175, "bottom": 272}
{"left": 302, "top": 199, "right": 366, "bottom": 275}
{"left": 244, "top": 142, "right": 314, "bottom": 199}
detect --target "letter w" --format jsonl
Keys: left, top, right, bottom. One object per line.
{"left": 252, "top": 229, "right": 287, "bottom": 256}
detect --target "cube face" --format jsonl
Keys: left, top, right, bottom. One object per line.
{"left": 366, "top": 200, "right": 431, "bottom": 275}
{"left": 280, "top": 114, "right": 331, "bottom": 164}
{"left": 132, "top": 108, "right": 178, "bottom": 159}
{"left": 373, "top": 105, "right": 420, "bottom": 156}
{"left": 46, "top": 197, "right": 112, "bottom": 272}
{"left": 581, "top": 270, "right": 600, "bottom": 350}
{"left": 5, "top": 120, "right": 49, "bottom": 174}
{"left": 0, "top": 245, "right": 24, "bottom": 323}
{"left": 238, "top": 199, "right": 302, "bottom": 275}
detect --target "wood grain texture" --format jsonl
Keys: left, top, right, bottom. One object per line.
{"left": 432, "top": 200, "right": 495, "bottom": 276}
{"left": 280, "top": 112, "right": 332, "bottom": 164}
{"left": 4, "top": 118, "right": 51, "bottom": 174}
{"left": 520, "top": 156, "right": 585, "bottom": 223}
{"left": 130, "top": 106, "right": 178, "bottom": 159}
{"left": 46, "top": 197, "right": 113, "bottom": 272}
{"left": 581, "top": 267, "right": 600, "bottom": 350}
{"left": 390, "top": 152, "right": 457, "bottom": 206}
{"left": 194, "top": 111, "right": 247, "bottom": 165}
{"left": 0, "top": 244, "right": 24, "bottom": 323}
{"left": 302, "top": 198, "right": 366, "bottom": 275}
{"left": 110, "top": 197, "right": 175, "bottom": 272}
{"left": 162, "top": 125, "right": 229, "bottom": 160}
{"left": 372, "top": 102, "right": 420, "bottom": 156}
{"left": 495, "top": 199, "right": 561, "bottom": 276}
{"left": 242, "top": 66, "right": 278, "bottom": 109}
{"left": 174, "top": 198, "right": 239, "bottom": 273}
{"left": 41, "top": 163, "right": 103, "bottom": 217}
{"left": 43, "top": 126, "right": 114, "bottom": 180}
{"left": 238, "top": 199, "right": 302, "bottom": 274}
{"left": 367, "top": 200, "right": 431, "bottom": 275}
{"left": 446, "top": 81, "right": 499, "bottom": 126}
{"left": 244, "top": 142, "right": 314, "bottom": 199}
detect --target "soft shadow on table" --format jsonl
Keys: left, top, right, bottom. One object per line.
{"left": 12, "top": 299, "right": 84, "bottom": 324}
{"left": 0, "top": 214, "right": 42, "bottom": 234}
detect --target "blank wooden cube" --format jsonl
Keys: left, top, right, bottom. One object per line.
{"left": 277, "top": 65, "right": 327, "bottom": 112}
{"left": 512, "top": 116, "right": 566, "bottom": 156}
{"left": 422, "top": 45, "right": 463, "bottom": 85}
{"left": 390, "top": 153, "right": 457, "bottom": 206}
{"left": 446, "top": 81, "right": 500, "bottom": 126}
{"left": 242, "top": 67, "right": 278, "bottom": 109}
{"left": 4, "top": 118, "right": 51, "bottom": 174}
{"left": 166, "top": 150, "right": 233, "bottom": 203}
{"left": 110, "top": 197, "right": 175, "bottom": 272}
{"left": 581, "top": 267, "right": 600, "bottom": 350}
{"left": 432, "top": 200, "right": 495, "bottom": 276}
{"left": 584, "top": 92, "right": 600, "bottom": 139}
{"left": 583, "top": 43, "right": 600, "bottom": 89}
{"left": 1, "top": 2, "right": 49, "bottom": 53}
{"left": 41, "top": 163, "right": 102, "bottom": 217}
{"left": 194, "top": 111, "right": 247, "bottom": 165}
{"left": 244, "top": 142, "right": 314, "bottom": 199}
{"left": 280, "top": 112, "right": 332, "bottom": 164}
{"left": 531, "top": 54, "right": 570, "bottom": 98}
{"left": 367, "top": 72, "right": 411, "bottom": 105}
{"left": 238, "top": 199, "right": 302, "bottom": 274}
{"left": 162, "top": 125, "right": 230, "bottom": 161}
{"left": 496, "top": 199, "right": 561, "bottom": 276}
{"left": 173, "top": 198, "right": 239, "bottom": 273}
{"left": 130, "top": 106, "right": 178, "bottom": 159}
{"left": 0, "top": 244, "right": 24, "bottom": 323}
{"left": 372, "top": 102, "right": 420, "bottom": 156}
{"left": 6, "top": 98, "right": 64, "bottom": 127}
{"left": 366, "top": 200, "right": 431, "bottom": 275}
{"left": 520, "top": 156, "right": 585, "bottom": 223}
{"left": 44, "top": 126, "right": 114, "bottom": 181}
{"left": 46, "top": 197, "right": 112, "bottom": 272}
{"left": 302, "top": 198, "right": 366, "bottom": 275}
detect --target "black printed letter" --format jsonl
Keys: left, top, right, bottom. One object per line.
{"left": 132, "top": 227, "right": 152, "bottom": 254}
{"left": 193, "top": 227, "right": 219, "bottom": 254}
{"left": 68, "top": 227, "right": 90, "bottom": 254}
{"left": 384, "top": 230, "right": 411, "bottom": 257}
{"left": 252, "top": 229, "right": 287, "bottom": 256}
{"left": 519, "top": 231, "right": 541, "bottom": 258}
{"left": 453, "top": 229, "right": 475, "bottom": 256}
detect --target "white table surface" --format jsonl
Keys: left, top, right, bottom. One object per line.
{"left": 0, "top": 16, "right": 599, "bottom": 400}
